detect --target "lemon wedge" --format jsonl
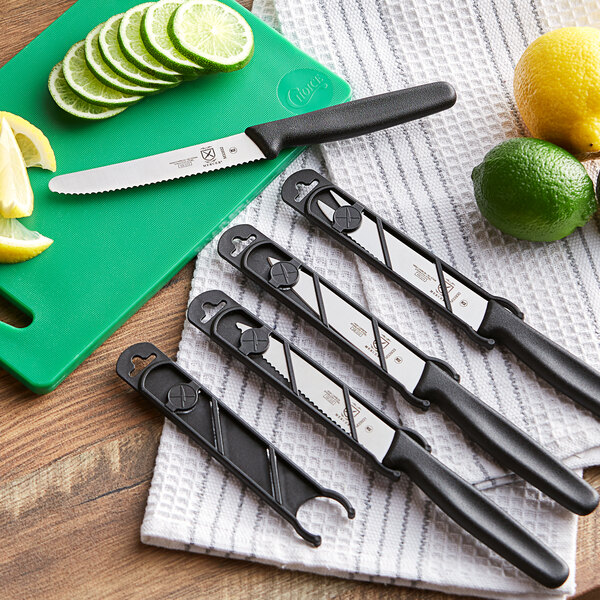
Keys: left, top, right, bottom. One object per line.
{"left": 0, "top": 111, "right": 56, "bottom": 171}
{"left": 0, "top": 216, "right": 53, "bottom": 263}
{"left": 0, "top": 117, "right": 34, "bottom": 218}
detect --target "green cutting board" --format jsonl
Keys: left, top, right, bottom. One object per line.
{"left": 0, "top": 0, "right": 350, "bottom": 394}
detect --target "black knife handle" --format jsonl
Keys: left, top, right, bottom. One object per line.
{"left": 217, "top": 224, "right": 598, "bottom": 516}
{"left": 414, "top": 361, "right": 599, "bottom": 515}
{"left": 245, "top": 83, "right": 456, "bottom": 159}
{"left": 116, "top": 342, "right": 355, "bottom": 546}
{"left": 383, "top": 432, "right": 569, "bottom": 589}
{"left": 479, "top": 300, "right": 600, "bottom": 419}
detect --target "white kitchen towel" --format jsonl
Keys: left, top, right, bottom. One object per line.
{"left": 141, "top": 0, "right": 600, "bottom": 598}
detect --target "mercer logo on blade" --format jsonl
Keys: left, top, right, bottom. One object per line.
{"left": 200, "top": 147, "right": 216, "bottom": 162}
{"left": 343, "top": 403, "right": 361, "bottom": 419}
{"left": 437, "top": 279, "right": 455, "bottom": 296}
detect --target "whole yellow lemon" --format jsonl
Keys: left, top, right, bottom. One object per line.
{"left": 514, "top": 27, "right": 600, "bottom": 155}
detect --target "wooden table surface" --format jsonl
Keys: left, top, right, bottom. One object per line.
{"left": 1, "top": 2, "right": 600, "bottom": 598}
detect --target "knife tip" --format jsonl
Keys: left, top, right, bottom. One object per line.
{"left": 48, "top": 176, "right": 72, "bottom": 194}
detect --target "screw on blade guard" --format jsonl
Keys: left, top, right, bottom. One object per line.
{"left": 116, "top": 342, "right": 354, "bottom": 546}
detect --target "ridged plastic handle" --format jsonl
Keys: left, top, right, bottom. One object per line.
{"left": 479, "top": 300, "right": 600, "bottom": 418}
{"left": 414, "top": 362, "right": 599, "bottom": 516}
{"left": 382, "top": 432, "right": 569, "bottom": 589}
{"left": 245, "top": 82, "right": 456, "bottom": 159}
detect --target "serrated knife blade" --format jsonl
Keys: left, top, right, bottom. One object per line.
{"left": 48, "top": 133, "right": 265, "bottom": 195}
{"left": 48, "top": 83, "right": 458, "bottom": 194}
{"left": 267, "top": 257, "right": 426, "bottom": 392}
{"left": 237, "top": 322, "right": 395, "bottom": 461}
{"left": 317, "top": 194, "right": 488, "bottom": 330}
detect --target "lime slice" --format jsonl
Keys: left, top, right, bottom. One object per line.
{"left": 171, "top": 0, "right": 254, "bottom": 72}
{"left": 63, "top": 41, "right": 142, "bottom": 108}
{"left": 48, "top": 63, "right": 128, "bottom": 120}
{"left": 100, "top": 14, "right": 176, "bottom": 88}
{"left": 0, "top": 111, "right": 56, "bottom": 171}
{"left": 0, "top": 216, "right": 53, "bottom": 264}
{"left": 119, "top": 3, "right": 183, "bottom": 81}
{"left": 0, "top": 118, "right": 34, "bottom": 219}
{"left": 85, "top": 24, "right": 160, "bottom": 95}
{"left": 142, "top": 0, "right": 205, "bottom": 75}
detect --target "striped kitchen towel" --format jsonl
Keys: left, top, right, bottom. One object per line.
{"left": 140, "top": 0, "right": 600, "bottom": 598}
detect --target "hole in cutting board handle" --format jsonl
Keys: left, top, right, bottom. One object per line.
{"left": 0, "top": 293, "right": 32, "bottom": 329}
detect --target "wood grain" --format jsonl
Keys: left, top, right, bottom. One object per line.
{"left": 1, "top": 1, "right": 599, "bottom": 598}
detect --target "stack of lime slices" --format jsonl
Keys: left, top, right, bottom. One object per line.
{"left": 48, "top": 0, "right": 254, "bottom": 120}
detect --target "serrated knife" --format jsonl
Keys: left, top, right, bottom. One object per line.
{"left": 187, "top": 289, "right": 569, "bottom": 589}
{"left": 48, "top": 83, "right": 456, "bottom": 194}
{"left": 281, "top": 169, "right": 600, "bottom": 419}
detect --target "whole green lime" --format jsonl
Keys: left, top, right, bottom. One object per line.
{"left": 471, "top": 138, "right": 596, "bottom": 242}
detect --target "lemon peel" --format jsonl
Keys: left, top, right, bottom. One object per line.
{"left": 514, "top": 27, "right": 600, "bottom": 155}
